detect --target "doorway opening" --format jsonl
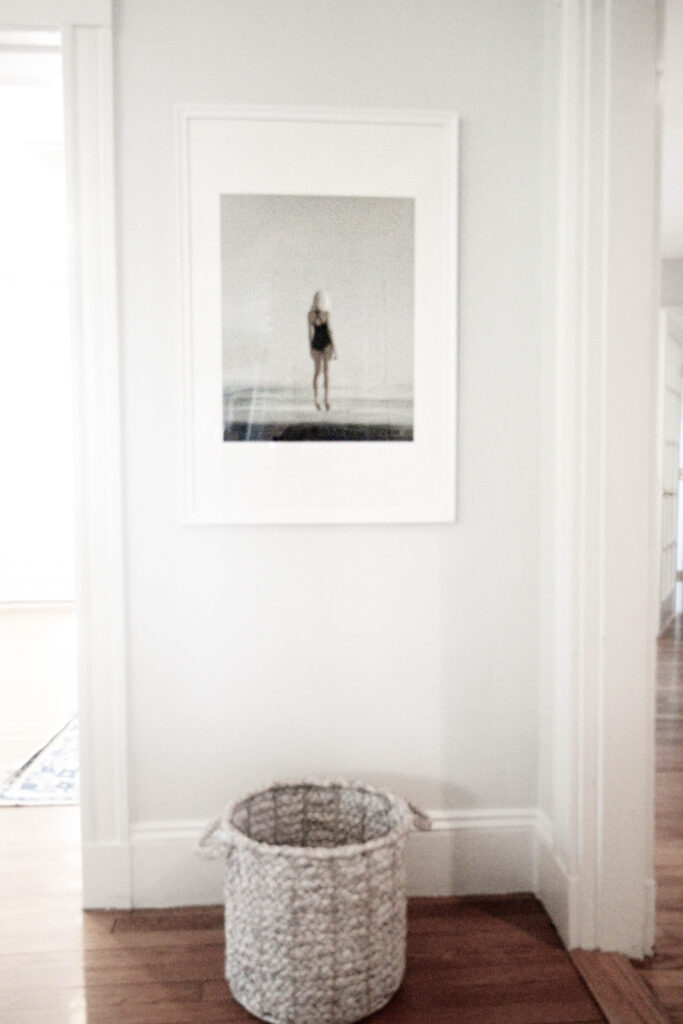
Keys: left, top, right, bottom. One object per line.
{"left": 0, "top": 32, "right": 79, "bottom": 810}
{"left": 638, "top": 0, "right": 683, "bottom": 1013}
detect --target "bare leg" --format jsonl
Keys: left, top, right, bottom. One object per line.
{"left": 312, "top": 352, "right": 322, "bottom": 410}
{"left": 323, "top": 357, "right": 330, "bottom": 411}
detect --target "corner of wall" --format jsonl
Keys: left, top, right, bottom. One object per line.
{"left": 533, "top": 811, "right": 574, "bottom": 948}
{"left": 533, "top": 811, "right": 657, "bottom": 958}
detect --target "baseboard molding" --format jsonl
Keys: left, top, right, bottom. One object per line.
{"left": 81, "top": 840, "right": 132, "bottom": 909}
{"left": 407, "top": 808, "right": 536, "bottom": 897}
{"left": 128, "top": 808, "right": 538, "bottom": 908}
{"left": 533, "top": 812, "right": 656, "bottom": 957}
{"left": 83, "top": 809, "right": 655, "bottom": 957}
{"left": 533, "top": 810, "right": 575, "bottom": 947}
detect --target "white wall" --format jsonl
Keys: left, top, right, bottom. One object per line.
{"left": 115, "top": 0, "right": 544, "bottom": 902}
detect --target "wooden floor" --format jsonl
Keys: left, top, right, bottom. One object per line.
{"left": 0, "top": 808, "right": 607, "bottom": 1024}
{"left": 632, "top": 615, "right": 683, "bottom": 1022}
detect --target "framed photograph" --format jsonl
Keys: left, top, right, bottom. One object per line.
{"left": 179, "top": 106, "right": 457, "bottom": 524}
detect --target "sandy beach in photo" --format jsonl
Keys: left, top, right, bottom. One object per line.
{"left": 223, "top": 385, "right": 413, "bottom": 441}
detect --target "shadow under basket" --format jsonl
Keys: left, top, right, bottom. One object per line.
{"left": 198, "top": 779, "right": 424, "bottom": 1024}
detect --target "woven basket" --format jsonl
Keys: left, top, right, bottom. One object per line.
{"left": 198, "top": 780, "right": 422, "bottom": 1024}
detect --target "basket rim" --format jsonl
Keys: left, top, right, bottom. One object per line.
{"left": 218, "top": 778, "right": 414, "bottom": 860}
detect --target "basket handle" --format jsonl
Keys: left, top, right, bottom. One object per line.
{"left": 407, "top": 801, "right": 432, "bottom": 832}
{"left": 196, "top": 816, "right": 234, "bottom": 859}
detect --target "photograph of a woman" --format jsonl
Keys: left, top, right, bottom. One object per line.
{"left": 221, "top": 194, "right": 414, "bottom": 442}
{"left": 308, "top": 290, "right": 336, "bottom": 412}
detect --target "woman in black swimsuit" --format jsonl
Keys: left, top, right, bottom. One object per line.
{"left": 308, "top": 290, "right": 336, "bottom": 411}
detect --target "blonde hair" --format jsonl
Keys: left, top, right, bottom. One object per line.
{"left": 312, "top": 289, "right": 330, "bottom": 313}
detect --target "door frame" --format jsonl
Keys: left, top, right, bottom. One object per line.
{"left": 538, "top": 0, "right": 660, "bottom": 956}
{"left": 0, "top": 0, "right": 131, "bottom": 906}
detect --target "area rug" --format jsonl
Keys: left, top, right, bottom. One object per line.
{"left": 0, "top": 717, "right": 79, "bottom": 805}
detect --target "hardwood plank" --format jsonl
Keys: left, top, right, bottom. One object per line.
{"left": 82, "top": 945, "right": 225, "bottom": 987}
{"left": 571, "top": 950, "right": 670, "bottom": 1024}
{"left": 3, "top": 987, "right": 87, "bottom": 1016}
{"left": 0, "top": 908, "right": 91, "bottom": 955}
{"left": 3, "top": 988, "right": 87, "bottom": 1024}
{"left": 82, "top": 980, "right": 204, "bottom": 1008}
{"left": 111, "top": 907, "right": 223, "bottom": 933}
{"left": 66, "top": 983, "right": 603, "bottom": 1024}
{"left": 201, "top": 972, "right": 602, "bottom": 1023}
{"left": 0, "top": 865, "right": 607, "bottom": 1024}
{"left": 0, "top": 951, "right": 85, "bottom": 990}
{"left": 636, "top": 970, "right": 683, "bottom": 1005}
{"left": 62, "top": 1002, "right": 256, "bottom": 1024}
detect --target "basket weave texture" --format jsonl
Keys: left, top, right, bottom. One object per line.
{"left": 199, "top": 780, "right": 414, "bottom": 1024}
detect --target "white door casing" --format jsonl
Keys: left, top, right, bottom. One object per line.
{"left": 0, "top": 0, "right": 131, "bottom": 906}
{"left": 538, "top": 0, "right": 659, "bottom": 956}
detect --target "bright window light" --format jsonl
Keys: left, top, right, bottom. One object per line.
{"left": 0, "top": 43, "right": 75, "bottom": 602}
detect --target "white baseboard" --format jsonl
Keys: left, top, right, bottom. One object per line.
{"left": 128, "top": 808, "right": 538, "bottom": 908}
{"left": 82, "top": 841, "right": 133, "bottom": 909}
{"left": 532, "top": 812, "right": 657, "bottom": 956}
{"left": 533, "top": 811, "right": 575, "bottom": 947}
{"left": 82, "top": 809, "right": 655, "bottom": 958}
{"left": 408, "top": 808, "right": 536, "bottom": 897}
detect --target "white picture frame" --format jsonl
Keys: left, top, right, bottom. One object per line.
{"left": 178, "top": 106, "right": 458, "bottom": 524}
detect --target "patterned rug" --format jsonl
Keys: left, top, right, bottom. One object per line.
{"left": 0, "top": 717, "right": 79, "bottom": 805}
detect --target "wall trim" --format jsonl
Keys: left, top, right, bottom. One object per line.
{"left": 79, "top": 808, "right": 658, "bottom": 950}
{"left": 427, "top": 808, "right": 537, "bottom": 831}
{"left": 534, "top": 809, "right": 577, "bottom": 947}
{"left": 63, "top": 5, "right": 131, "bottom": 910}
{"left": 128, "top": 809, "right": 539, "bottom": 908}
{"left": 535, "top": 811, "right": 656, "bottom": 955}
{"left": 540, "top": 0, "right": 659, "bottom": 957}
{"left": 132, "top": 807, "right": 539, "bottom": 843}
